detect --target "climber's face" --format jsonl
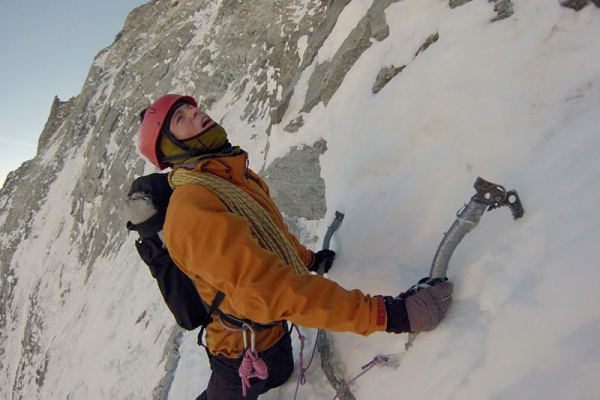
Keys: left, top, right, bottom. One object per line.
{"left": 169, "top": 103, "right": 216, "bottom": 141}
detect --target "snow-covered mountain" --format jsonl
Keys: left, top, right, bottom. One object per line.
{"left": 1, "top": 0, "right": 599, "bottom": 399}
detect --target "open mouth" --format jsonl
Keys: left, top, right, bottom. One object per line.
{"left": 201, "top": 117, "right": 214, "bottom": 128}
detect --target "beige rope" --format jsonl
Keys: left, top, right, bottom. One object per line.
{"left": 168, "top": 168, "right": 308, "bottom": 276}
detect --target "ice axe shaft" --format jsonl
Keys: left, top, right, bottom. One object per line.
{"left": 318, "top": 211, "right": 345, "bottom": 275}
{"left": 315, "top": 211, "right": 355, "bottom": 399}
{"left": 406, "top": 177, "right": 524, "bottom": 349}
{"left": 428, "top": 200, "right": 487, "bottom": 280}
{"left": 430, "top": 177, "right": 524, "bottom": 279}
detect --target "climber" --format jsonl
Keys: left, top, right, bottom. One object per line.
{"left": 130, "top": 94, "right": 453, "bottom": 400}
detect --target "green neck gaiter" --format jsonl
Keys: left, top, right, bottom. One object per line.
{"left": 159, "top": 124, "right": 242, "bottom": 166}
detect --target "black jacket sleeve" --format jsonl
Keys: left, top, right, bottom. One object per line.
{"left": 134, "top": 234, "right": 209, "bottom": 330}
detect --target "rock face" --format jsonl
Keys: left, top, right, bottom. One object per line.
{"left": 450, "top": 0, "right": 515, "bottom": 20}
{"left": 560, "top": 0, "right": 600, "bottom": 10}
{"left": 262, "top": 139, "right": 328, "bottom": 221}
{"left": 302, "top": 0, "right": 400, "bottom": 113}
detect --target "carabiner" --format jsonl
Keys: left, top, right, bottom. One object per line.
{"left": 242, "top": 323, "right": 256, "bottom": 353}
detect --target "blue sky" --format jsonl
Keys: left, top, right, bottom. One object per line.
{"left": 0, "top": 0, "right": 148, "bottom": 186}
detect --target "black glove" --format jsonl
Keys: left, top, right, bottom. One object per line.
{"left": 384, "top": 277, "right": 453, "bottom": 333}
{"left": 124, "top": 174, "right": 173, "bottom": 239}
{"left": 308, "top": 250, "right": 336, "bottom": 274}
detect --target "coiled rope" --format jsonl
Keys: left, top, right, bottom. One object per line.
{"left": 168, "top": 168, "right": 308, "bottom": 276}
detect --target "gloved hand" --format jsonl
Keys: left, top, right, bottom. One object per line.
{"left": 124, "top": 173, "right": 173, "bottom": 239}
{"left": 384, "top": 277, "right": 453, "bottom": 334}
{"left": 308, "top": 250, "right": 336, "bottom": 274}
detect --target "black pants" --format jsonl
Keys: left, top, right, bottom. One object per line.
{"left": 196, "top": 328, "right": 294, "bottom": 400}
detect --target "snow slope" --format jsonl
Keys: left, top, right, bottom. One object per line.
{"left": 170, "top": 1, "right": 600, "bottom": 399}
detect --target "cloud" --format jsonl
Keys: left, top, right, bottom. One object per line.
{"left": 0, "top": 138, "right": 36, "bottom": 147}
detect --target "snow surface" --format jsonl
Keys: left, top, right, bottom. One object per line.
{"left": 170, "top": 1, "right": 600, "bottom": 399}
{"left": 3, "top": 0, "right": 600, "bottom": 399}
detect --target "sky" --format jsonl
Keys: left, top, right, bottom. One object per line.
{"left": 2, "top": 0, "right": 600, "bottom": 399}
{"left": 0, "top": 0, "right": 148, "bottom": 187}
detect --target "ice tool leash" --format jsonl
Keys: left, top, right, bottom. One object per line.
{"left": 405, "top": 177, "right": 524, "bottom": 350}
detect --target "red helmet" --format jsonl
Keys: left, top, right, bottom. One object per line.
{"left": 138, "top": 94, "right": 197, "bottom": 169}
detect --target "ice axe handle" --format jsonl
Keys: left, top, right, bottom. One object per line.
{"left": 317, "top": 211, "right": 345, "bottom": 275}
{"left": 407, "top": 177, "right": 524, "bottom": 350}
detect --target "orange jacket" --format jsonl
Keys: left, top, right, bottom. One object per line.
{"left": 164, "top": 152, "right": 387, "bottom": 357}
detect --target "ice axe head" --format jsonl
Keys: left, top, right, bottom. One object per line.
{"left": 472, "top": 177, "right": 524, "bottom": 219}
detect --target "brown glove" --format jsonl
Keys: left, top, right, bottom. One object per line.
{"left": 384, "top": 278, "right": 453, "bottom": 333}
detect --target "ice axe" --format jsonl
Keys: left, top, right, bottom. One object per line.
{"left": 405, "top": 177, "right": 524, "bottom": 349}
{"left": 317, "top": 211, "right": 345, "bottom": 275}
{"left": 313, "top": 211, "right": 356, "bottom": 400}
